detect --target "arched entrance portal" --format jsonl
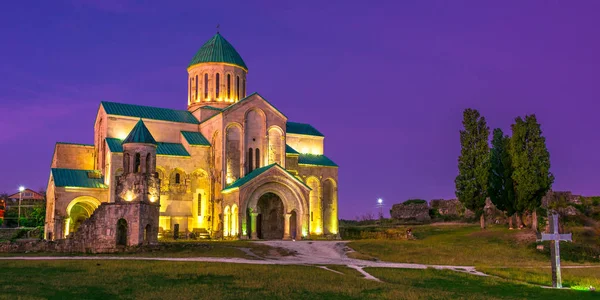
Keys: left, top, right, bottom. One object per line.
{"left": 65, "top": 196, "right": 101, "bottom": 237}
{"left": 257, "top": 192, "right": 284, "bottom": 239}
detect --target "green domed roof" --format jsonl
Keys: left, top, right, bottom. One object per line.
{"left": 188, "top": 33, "right": 248, "bottom": 70}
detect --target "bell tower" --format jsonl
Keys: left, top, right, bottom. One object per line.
{"left": 187, "top": 32, "right": 248, "bottom": 111}
{"left": 113, "top": 119, "right": 161, "bottom": 246}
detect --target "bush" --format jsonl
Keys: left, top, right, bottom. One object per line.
{"left": 403, "top": 199, "right": 427, "bottom": 205}
{"left": 0, "top": 218, "right": 3, "bottom": 227}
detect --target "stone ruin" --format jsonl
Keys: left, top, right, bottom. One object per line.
{"left": 390, "top": 200, "right": 431, "bottom": 222}
{"left": 390, "top": 190, "right": 597, "bottom": 224}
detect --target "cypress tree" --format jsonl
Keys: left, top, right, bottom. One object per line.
{"left": 510, "top": 115, "right": 554, "bottom": 232}
{"left": 488, "top": 128, "right": 516, "bottom": 229}
{"left": 455, "top": 109, "right": 490, "bottom": 229}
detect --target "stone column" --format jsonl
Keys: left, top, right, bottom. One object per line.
{"left": 283, "top": 213, "right": 292, "bottom": 240}
{"left": 250, "top": 212, "right": 258, "bottom": 239}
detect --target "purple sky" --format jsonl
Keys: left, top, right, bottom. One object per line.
{"left": 1, "top": 1, "right": 600, "bottom": 219}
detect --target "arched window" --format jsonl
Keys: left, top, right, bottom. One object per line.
{"left": 227, "top": 74, "right": 231, "bottom": 99}
{"left": 124, "top": 153, "right": 130, "bottom": 173}
{"left": 243, "top": 79, "right": 246, "bottom": 97}
{"left": 195, "top": 74, "right": 198, "bottom": 101}
{"left": 255, "top": 148, "right": 260, "bottom": 168}
{"left": 248, "top": 148, "right": 253, "bottom": 173}
{"left": 145, "top": 153, "right": 151, "bottom": 174}
{"left": 215, "top": 73, "right": 220, "bottom": 98}
{"left": 135, "top": 153, "right": 141, "bottom": 173}
{"left": 204, "top": 73, "right": 208, "bottom": 99}
{"left": 236, "top": 76, "right": 240, "bottom": 100}
{"left": 189, "top": 77, "right": 192, "bottom": 101}
{"left": 197, "top": 193, "right": 202, "bottom": 215}
{"left": 175, "top": 173, "right": 181, "bottom": 184}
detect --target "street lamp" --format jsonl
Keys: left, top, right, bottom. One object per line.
{"left": 377, "top": 198, "right": 384, "bottom": 219}
{"left": 18, "top": 186, "right": 24, "bottom": 228}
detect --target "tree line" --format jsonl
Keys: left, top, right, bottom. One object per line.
{"left": 455, "top": 109, "right": 554, "bottom": 231}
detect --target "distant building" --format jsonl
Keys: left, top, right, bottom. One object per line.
{"left": 7, "top": 189, "right": 45, "bottom": 202}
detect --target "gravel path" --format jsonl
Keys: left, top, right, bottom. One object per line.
{"left": 0, "top": 240, "right": 487, "bottom": 281}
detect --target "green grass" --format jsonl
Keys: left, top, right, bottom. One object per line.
{"left": 1, "top": 260, "right": 596, "bottom": 299}
{"left": 347, "top": 224, "right": 600, "bottom": 288}
{"left": 349, "top": 224, "right": 556, "bottom": 267}
{"left": 478, "top": 266, "right": 600, "bottom": 288}
{"left": 0, "top": 240, "right": 293, "bottom": 259}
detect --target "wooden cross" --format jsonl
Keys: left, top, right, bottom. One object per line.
{"left": 538, "top": 213, "right": 572, "bottom": 288}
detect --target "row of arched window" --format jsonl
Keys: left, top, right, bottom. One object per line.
{"left": 189, "top": 73, "right": 245, "bottom": 101}
{"left": 247, "top": 148, "right": 261, "bottom": 173}
{"left": 123, "top": 152, "right": 152, "bottom": 174}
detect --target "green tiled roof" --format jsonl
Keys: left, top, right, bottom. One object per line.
{"left": 181, "top": 131, "right": 211, "bottom": 146}
{"left": 106, "top": 138, "right": 190, "bottom": 157}
{"left": 222, "top": 163, "right": 310, "bottom": 192}
{"left": 51, "top": 168, "right": 108, "bottom": 189}
{"left": 286, "top": 144, "right": 299, "bottom": 154}
{"left": 123, "top": 119, "right": 157, "bottom": 145}
{"left": 101, "top": 101, "right": 199, "bottom": 124}
{"left": 189, "top": 33, "right": 248, "bottom": 70}
{"left": 298, "top": 154, "right": 338, "bottom": 167}
{"left": 286, "top": 122, "right": 324, "bottom": 137}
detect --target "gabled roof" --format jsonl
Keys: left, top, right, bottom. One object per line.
{"left": 199, "top": 92, "right": 287, "bottom": 124}
{"left": 51, "top": 168, "right": 108, "bottom": 189}
{"left": 189, "top": 33, "right": 248, "bottom": 70}
{"left": 286, "top": 122, "right": 324, "bottom": 137}
{"left": 122, "top": 119, "right": 157, "bottom": 145}
{"left": 106, "top": 138, "right": 191, "bottom": 157}
{"left": 286, "top": 144, "right": 299, "bottom": 155}
{"left": 298, "top": 154, "right": 338, "bottom": 167}
{"left": 181, "top": 131, "right": 211, "bottom": 146}
{"left": 101, "top": 101, "right": 200, "bottom": 124}
{"left": 222, "top": 163, "right": 310, "bottom": 193}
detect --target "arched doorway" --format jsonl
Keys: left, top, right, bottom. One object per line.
{"left": 257, "top": 192, "right": 284, "bottom": 239}
{"left": 65, "top": 196, "right": 101, "bottom": 237}
{"left": 116, "top": 218, "right": 128, "bottom": 246}
{"left": 144, "top": 224, "right": 151, "bottom": 243}
{"left": 290, "top": 210, "right": 297, "bottom": 240}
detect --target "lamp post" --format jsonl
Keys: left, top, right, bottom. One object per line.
{"left": 377, "top": 198, "right": 383, "bottom": 220}
{"left": 18, "top": 186, "right": 24, "bottom": 228}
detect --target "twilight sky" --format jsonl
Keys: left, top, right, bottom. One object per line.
{"left": 1, "top": 1, "right": 599, "bottom": 219}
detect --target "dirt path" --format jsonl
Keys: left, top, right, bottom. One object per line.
{"left": 0, "top": 240, "right": 487, "bottom": 281}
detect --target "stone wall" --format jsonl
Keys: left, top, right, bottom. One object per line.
{"left": 390, "top": 201, "right": 431, "bottom": 222}
{"left": 57, "top": 202, "right": 160, "bottom": 253}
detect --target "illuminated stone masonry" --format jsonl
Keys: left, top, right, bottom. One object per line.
{"left": 44, "top": 32, "right": 339, "bottom": 248}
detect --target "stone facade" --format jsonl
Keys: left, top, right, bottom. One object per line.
{"left": 45, "top": 32, "right": 339, "bottom": 243}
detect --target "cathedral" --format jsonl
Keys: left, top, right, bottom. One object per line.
{"left": 45, "top": 33, "right": 339, "bottom": 245}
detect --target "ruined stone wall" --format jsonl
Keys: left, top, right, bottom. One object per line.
{"left": 390, "top": 202, "right": 431, "bottom": 222}
{"left": 68, "top": 202, "right": 160, "bottom": 252}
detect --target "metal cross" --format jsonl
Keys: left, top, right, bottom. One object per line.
{"left": 538, "top": 213, "right": 572, "bottom": 288}
{"left": 216, "top": 24, "right": 220, "bottom": 33}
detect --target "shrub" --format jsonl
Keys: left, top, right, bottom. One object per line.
{"left": 403, "top": 199, "right": 427, "bottom": 205}
{"left": 0, "top": 218, "right": 3, "bottom": 227}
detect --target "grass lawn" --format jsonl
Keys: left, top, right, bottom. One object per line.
{"left": 0, "top": 240, "right": 293, "bottom": 259}
{"left": 1, "top": 260, "right": 597, "bottom": 299}
{"left": 347, "top": 224, "right": 600, "bottom": 288}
